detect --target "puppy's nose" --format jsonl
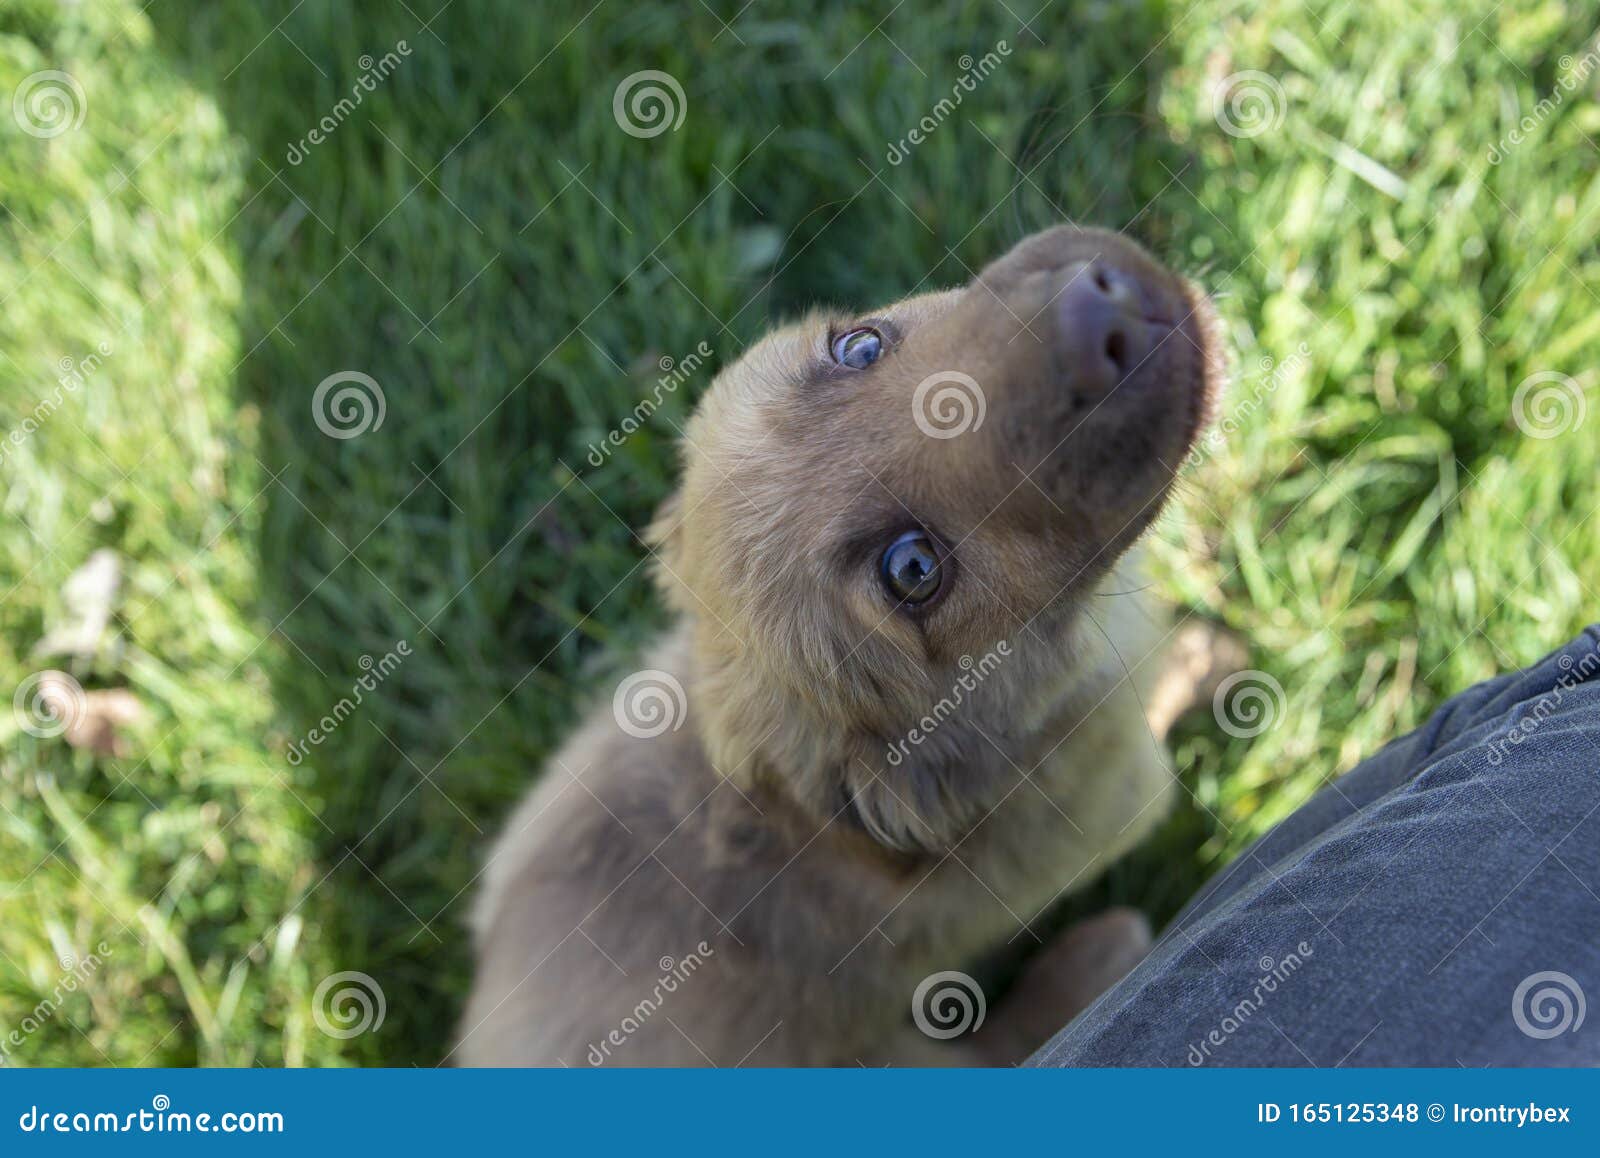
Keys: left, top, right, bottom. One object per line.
{"left": 1055, "top": 262, "right": 1158, "bottom": 399}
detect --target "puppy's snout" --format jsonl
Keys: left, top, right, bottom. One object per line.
{"left": 1054, "top": 261, "right": 1164, "bottom": 400}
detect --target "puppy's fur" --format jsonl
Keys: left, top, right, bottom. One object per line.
{"left": 458, "top": 225, "right": 1224, "bottom": 1066}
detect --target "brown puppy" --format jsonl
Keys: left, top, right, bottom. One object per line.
{"left": 457, "top": 224, "right": 1225, "bottom": 1066}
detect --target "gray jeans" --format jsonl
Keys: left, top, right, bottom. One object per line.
{"left": 1031, "top": 627, "right": 1600, "bottom": 1066}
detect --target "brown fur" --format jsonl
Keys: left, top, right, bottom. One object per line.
{"left": 457, "top": 225, "right": 1225, "bottom": 1066}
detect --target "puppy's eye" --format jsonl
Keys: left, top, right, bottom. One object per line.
{"left": 832, "top": 327, "right": 883, "bottom": 369}
{"left": 881, "top": 530, "right": 943, "bottom": 605}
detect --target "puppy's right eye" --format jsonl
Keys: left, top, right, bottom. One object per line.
{"left": 832, "top": 327, "right": 883, "bottom": 369}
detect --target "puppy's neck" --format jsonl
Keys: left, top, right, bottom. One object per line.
{"left": 655, "top": 554, "right": 1158, "bottom": 856}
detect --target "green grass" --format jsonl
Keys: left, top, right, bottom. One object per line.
{"left": 2, "top": 0, "right": 1598, "bottom": 1065}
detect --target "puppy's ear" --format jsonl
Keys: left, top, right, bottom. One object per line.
{"left": 645, "top": 486, "right": 690, "bottom": 608}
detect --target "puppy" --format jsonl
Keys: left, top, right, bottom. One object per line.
{"left": 458, "top": 224, "right": 1224, "bottom": 1066}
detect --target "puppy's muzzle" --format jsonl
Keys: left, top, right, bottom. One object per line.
{"left": 947, "top": 225, "right": 1214, "bottom": 515}
{"left": 1052, "top": 260, "right": 1175, "bottom": 403}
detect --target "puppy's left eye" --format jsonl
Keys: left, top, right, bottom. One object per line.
{"left": 832, "top": 327, "right": 883, "bottom": 369}
{"left": 881, "top": 530, "right": 943, "bottom": 606}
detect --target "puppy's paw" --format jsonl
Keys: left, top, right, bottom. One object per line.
{"left": 971, "top": 907, "right": 1152, "bottom": 1064}
{"left": 1145, "top": 619, "right": 1250, "bottom": 739}
{"left": 1020, "top": 907, "right": 1151, "bottom": 1018}
{"left": 1038, "top": 906, "right": 1151, "bottom": 1004}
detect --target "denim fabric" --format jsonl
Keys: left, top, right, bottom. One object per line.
{"left": 1031, "top": 627, "right": 1600, "bottom": 1066}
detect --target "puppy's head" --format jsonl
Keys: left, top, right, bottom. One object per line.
{"left": 651, "top": 225, "right": 1221, "bottom": 851}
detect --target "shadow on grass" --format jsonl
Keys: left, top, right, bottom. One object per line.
{"left": 147, "top": 0, "right": 1245, "bottom": 1063}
